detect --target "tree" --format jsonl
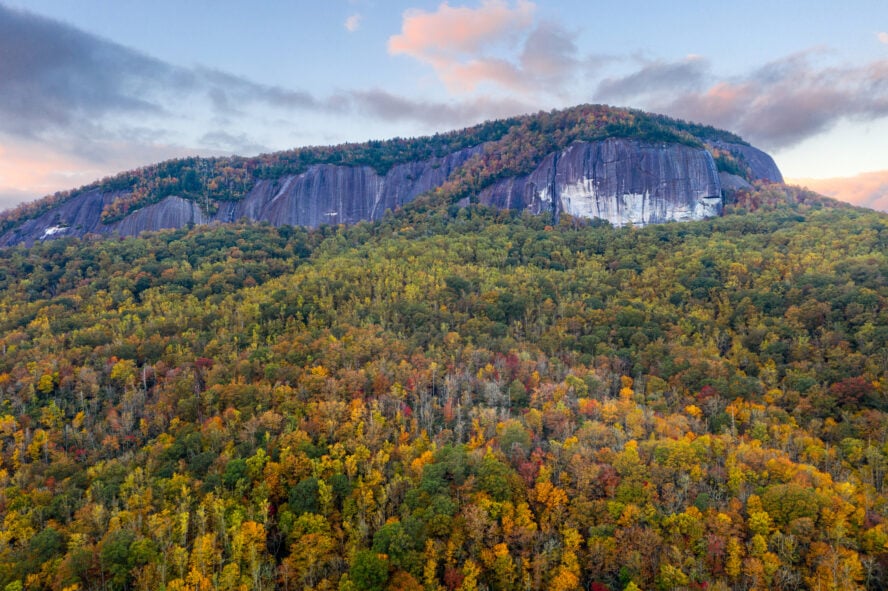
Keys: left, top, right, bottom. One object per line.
{"left": 350, "top": 550, "right": 389, "bottom": 591}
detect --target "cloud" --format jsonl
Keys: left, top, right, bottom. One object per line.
{"left": 596, "top": 51, "right": 888, "bottom": 150}
{"left": 389, "top": 1, "right": 571, "bottom": 94}
{"left": 388, "top": 5, "right": 888, "bottom": 148}
{"left": 349, "top": 89, "right": 532, "bottom": 127}
{"left": 879, "top": 32, "right": 888, "bottom": 45}
{"left": 389, "top": 1, "right": 535, "bottom": 59}
{"left": 519, "top": 21, "right": 579, "bottom": 88}
{"left": 596, "top": 56, "right": 707, "bottom": 102}
{"left": 0, "top": 5, "right": 326, "bottom": 141}
{"left": 195, "top": 67, "right": 322, "bottom": 113}
{"left": 199, "top": 131, "right": 270, "bottom": 155}
{"left": 0, "top": 3, "right": 348, "bottom": 208}
{"left": 0, "top": 4, "right": 173, "bottom": 137}
{"left": 345, "top": 13, "right": 362, "bottom": 32}
{"left": 0, "top": 135, "right": 198, "bottom": 210}
{"left": 439, "top": 59, "right": 527, "bottom": 93}
{"left": 788, "top": 170, "right": 888, "bottom": 211}
{"left": 679, "top": 54, "right": 888, "bottom": 150}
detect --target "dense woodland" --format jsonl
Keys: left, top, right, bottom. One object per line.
{"left": 0, "top": 105, "right": 749, "bottom": 232}
{"left": 0, "top": 183, "right": 886, "bottom": 591}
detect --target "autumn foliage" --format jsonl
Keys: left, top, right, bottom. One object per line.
{"left": 0, "top": 187, "right": 885, "bottom": 590}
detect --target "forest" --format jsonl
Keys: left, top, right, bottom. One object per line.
{"left": 0, "top": 182, "right": 886, "bottom": 590}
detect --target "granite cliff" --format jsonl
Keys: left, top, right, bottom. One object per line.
{"left": 214, "top": 146, "right": 481, "bottom": 228}
{"left": 476, "top": 138, "right": 725, "bottom": 227}
{"left": 0, "top": 105, "right": 783, "bottom": 245}
{"left": 0, "top": 148, "right": 481, "bottom": 246}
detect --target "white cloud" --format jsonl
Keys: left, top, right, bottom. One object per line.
{"left": 878, "top": 32, "right": 888, "bottom": 45}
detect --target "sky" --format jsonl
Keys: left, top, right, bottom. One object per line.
{"left": 1, "top": 0, "right": 887, "bottom": 212}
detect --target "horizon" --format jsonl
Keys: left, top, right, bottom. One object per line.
{"left": 1, "top": 1, "right": 886, "bottom": 212}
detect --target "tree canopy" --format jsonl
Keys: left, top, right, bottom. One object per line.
{"left": 0, "top": 184, "right": 885, "bottom": 590}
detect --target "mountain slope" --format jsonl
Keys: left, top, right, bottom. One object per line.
{"left": 0, "top": 187, "right": 885, "bottom": 590}
{"left": 0, "top": 105, "right": 782, "bottom": 245}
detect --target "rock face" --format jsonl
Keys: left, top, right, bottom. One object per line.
{"left": 0, "top": 148, "right": 481, "bottom": 246}
{"left": 719, "top": 172, "right": 753, "bottom": 192}
{"left": 216, "top": 146, "right": 482, "bottom": 228}
{"left": 0, "top": 193, "right": 210, "bottom": 246}
{"left": 116, "top": 197, "right": 211, "bottom": 235}
{"left": 1, "top": 189, "right": 113, "bottom": 245}
{"left": 0, "top": 137, "right": 783, "bottom": 246}
{"left": 708, "top": 141, "right": 784, "bottom": 183}
{"left": 477, "top": 139, "right": 723, "bottom": 226}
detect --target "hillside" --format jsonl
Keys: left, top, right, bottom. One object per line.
{"left": 0, "top": 105, "right": 782, "bottom": 246}
{"left": 0, "top": 184, "right": 886, "bottom": 590}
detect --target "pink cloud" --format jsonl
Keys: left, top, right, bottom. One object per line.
{"left": 879, "top": 32, "right": 888, "bottom": 45}
{"left": 0, "top": 137, "right": 200, "bottom": 211}
{"left": 0, "top": 142, "right": 99, "bottom": 202}
{"left": 441, "top": 58, "right": 525, "bottom": 93}
{"left": 389, "top": 1, "right": 535, "bottom": 59}
{"left": 344, "top": 14, "right": 362, "bottom": 33}
{"left": 787, "top": 170, "right": 888, "bottom": 211}
{"left": 388, "top": 1, "right": 541, "bottom": 93}
{"left": 654, "top": 53, "right": 888, "bottom": 150}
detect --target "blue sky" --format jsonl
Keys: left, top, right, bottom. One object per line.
{"left": 1, "top": 0, "right": 887, "bottom": 210}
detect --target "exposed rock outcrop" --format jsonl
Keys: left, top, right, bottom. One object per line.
{"left": 116, "top": 197, "right": 210, "bottom": 235}
{"left": 719, "top": 172, "right": 753, "bottom": 192}
{"left": 0, "top": 189, "right": 116, "bottom": 245}
{"left": 0, "top": 148, "right": 481, "bottom": 246}
{"left": 0, "top": 134, "right": 784, "bottom": 246}
{"left": 708, "top": 141, "right": 784, "bottom": 183}
{"left": 0, "top": 193, "right": 209, "bottom": 246}
{"left": 218, "top": 146, "right": 481, "bottom": 228}
{"left": 477, "top": 139, "right": 723, "bottom": 226}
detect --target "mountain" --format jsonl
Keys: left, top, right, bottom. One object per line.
{"left": 0, "top": 183, "right": 885, "bottom": 590}
{"left": 6, "top": 105, "right": 888, "bottom": 591}
{"left": 0, "top": 105, "right": 782, "bottom": 246}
